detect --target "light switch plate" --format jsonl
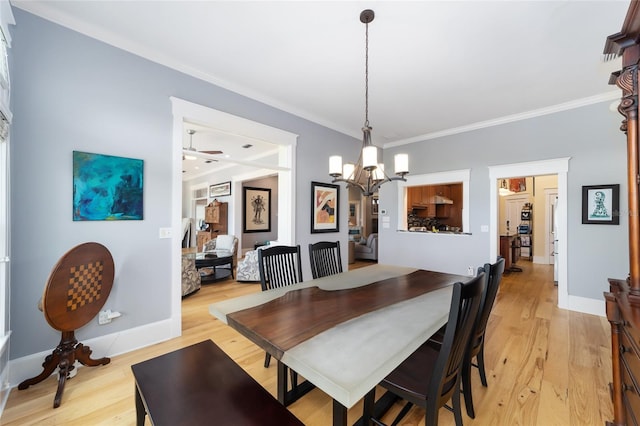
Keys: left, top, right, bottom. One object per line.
{"left": 159, "top": 228, "right": 172, "bottom": 238}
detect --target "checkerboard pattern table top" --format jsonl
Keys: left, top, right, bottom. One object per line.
{"left": 43, "top": 242, "right": 114, "bottom": 331}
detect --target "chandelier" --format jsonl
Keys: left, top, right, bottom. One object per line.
{"left": 329, "top": 9, "right": 408, "bottom": 197}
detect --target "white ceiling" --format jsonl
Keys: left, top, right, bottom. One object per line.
{"left": 12, "top": 1, "right": 630, "bottom": 178}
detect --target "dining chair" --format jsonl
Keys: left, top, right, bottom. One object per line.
{"left": 308, "top": 241, "right": 342, "bottom": 279}
{"left": 258, "top": 245, "right": 304, "bottom": 369}
{"left": 425, "top": 257, "right": 505, "bottom": 419}
{"left": 461, "top": 256, "right": 505, "bottom": 418}
{"left": 362, "top": 272, "right": 486, "bottom": 426}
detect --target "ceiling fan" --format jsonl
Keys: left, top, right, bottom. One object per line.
{"left": 183, "top": 129, "right": 223, "bottom": 160}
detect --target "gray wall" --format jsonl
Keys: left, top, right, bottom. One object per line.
{"left": 9, "top": 9, "right": 354, "bottom": 359}
{"left": 380, "top": 101, "right": 628, "bottom": 300}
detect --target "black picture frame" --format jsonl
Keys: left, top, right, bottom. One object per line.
{"left": 311, "top": 181, "right": 340, "bottom": 233}
{"left": 243, "top": 186, "right": 271, "bottom": 233}
{"left": 582, "top": 184, "right": 620, "bottom": 225}
{"left": 209, "top": 181, "right": 231, "bottom": 198}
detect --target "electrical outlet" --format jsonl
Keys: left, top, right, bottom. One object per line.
{"left": 467, "top": 266, "right": 474, "bottom": 276}
{"left": 98, "top": 310, "right": 111, "bottom": 325}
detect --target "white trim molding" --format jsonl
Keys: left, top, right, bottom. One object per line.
{"left": 170, "top": 97, "right": 298, "bottom": 337}
{"left": 385, "top": 92, "right": 620, "bottom": 148}
{"left": 489, "top": 158, "right": 570, "bottom": 310}
{"left": 397, "top": 169, "right": 471, "bottom": 233}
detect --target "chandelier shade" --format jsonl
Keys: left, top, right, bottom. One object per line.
{"left": 329, "top": 9, "right": 409, "bottom": 197}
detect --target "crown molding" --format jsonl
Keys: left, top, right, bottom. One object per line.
{"left": 384, "top": 91, "right": 621, "bottom": 149}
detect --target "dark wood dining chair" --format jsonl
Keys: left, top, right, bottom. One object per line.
{"left": 461, "top": 257, "right": 505, "bottom": 418}
{"left": 362, "top": 272, "right": 486, "bottom": 426}
{"left": 18, "top": 242, "right": 115, "bottom": 408}
{"left": 258, "top": 244, "right": 304, "bottom": 369}
{"left": 424, "top": 257, "right": 506, "bottom": 419}
{"left": 308, "top": 241, "right": 342, "bottom": 279}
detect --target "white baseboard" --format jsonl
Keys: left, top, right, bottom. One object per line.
{"left": 532, "top": 255, "right": 549, "bottom": 264}
{"left": 8, "top": 319, "right": 176, "bottom": 388}
{"left": 566, "top": 294, "right": 605, "bottom": 317}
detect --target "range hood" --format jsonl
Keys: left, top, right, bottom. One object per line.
{"left": 432, "top": 195, "right": 454, "bottom": 204}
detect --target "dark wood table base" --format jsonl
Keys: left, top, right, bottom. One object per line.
{"left": 277, "top": 360, "right": 315, "bottom": 406}
{"left": 131, "top": 340, "right": 303, "bottom": 426}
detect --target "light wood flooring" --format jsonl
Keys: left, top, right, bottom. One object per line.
{"left": 1, "top": 260, "right": 613, "bottom": 425}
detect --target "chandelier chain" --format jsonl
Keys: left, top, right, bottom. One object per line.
{"left": 364, "top": 19, "right": 369, "bottom": 128}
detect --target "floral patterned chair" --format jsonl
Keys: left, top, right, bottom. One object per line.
{"left": 181, "top": 253, "right": 201, "bottom": 297}
{"left": 236, "top": 249, "right": 261, "bottom": 282}
{"left": 236, "top": 242, "right": 279, "bottom": 283}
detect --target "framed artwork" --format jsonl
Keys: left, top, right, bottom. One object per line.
{"left": 509, "top": 177, "right": 526, "bottom": 193}
{"left": 243, "top": 186, "right": 271, "bottom": 233}
{"left": 311, "top": 181, "right": 339, "bottom": 233}
{"left": 73, "top": 151, "right": 143, "bottom": 221}
{"left": 209, "top": 181, "right": 231, "bottom": 198}
{"left": 582, "top": 184, "right": 620, "bottom": 225}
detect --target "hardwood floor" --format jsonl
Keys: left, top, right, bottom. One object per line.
{"left": 1, "top": 260, "right": 612, "bottom": 425}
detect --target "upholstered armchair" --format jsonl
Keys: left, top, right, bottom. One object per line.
{"left": 181, "top": 253, "right": 201, "bottom": 297}
{"left": 236, "top": 242, "right": 279, "bottom": 283}
{"left": 236, "top": 249, "right": 261, "bottom": 282}
{"left": 354, "top": 233, "right": 378, "bottom": 261}
{"left": 203, "top": 235, "right": 238, "bottom": 275}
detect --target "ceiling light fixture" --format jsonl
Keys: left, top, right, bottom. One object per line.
{"left": 329, "top": 9, "right": 408, "bottom": 197}
{"left": 184, "top": 129, "right": 197, "bottom": 161}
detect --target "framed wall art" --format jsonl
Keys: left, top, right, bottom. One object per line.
{"left": 243, "top": 186, "right": 271, "bottom": 233}
{"left": 311, "top": 181, "right": 339, "bottom": 233}
{"left": 582, "top": 184, "right": 620, "bottom": 225}
{"left": 73, "top": 151, "right": 144, "bottom": 221}
{"left": 209, "top": 181, "right": 231, "bottom": 198}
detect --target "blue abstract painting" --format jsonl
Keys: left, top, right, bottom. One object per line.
{"left": 73, "top": 151, "right": 144, "bottom": 221}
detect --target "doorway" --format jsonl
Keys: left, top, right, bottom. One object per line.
{"left": 171, "top": 97, "right": 298, "bottom": 336}
{"left": 489, "top": 158, "right": 569, "bottom": 309}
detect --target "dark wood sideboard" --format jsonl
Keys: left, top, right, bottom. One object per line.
{"left": 604, "top": 3, "right": 640, "bottom": 425}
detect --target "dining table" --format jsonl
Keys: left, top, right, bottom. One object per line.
{"left": 209, "top": 264, "right": 469, "bottom": 426}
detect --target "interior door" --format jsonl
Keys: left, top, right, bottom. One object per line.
{"left": 504, "top": 196, "right": 529, "bottom": 236}
{"left": 553, "top": 195, "right": 559, "bottom": 283}
{"left": 545, "top": 190, "right": 558, "bottom": 266}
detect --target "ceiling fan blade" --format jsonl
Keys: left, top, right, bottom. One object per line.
{"left": 200, "top": 150, "right": 223, "bottom": 155}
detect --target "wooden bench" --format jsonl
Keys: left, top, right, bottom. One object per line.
{"left": 131, "top": 340, "right": 303, "bottom": 426}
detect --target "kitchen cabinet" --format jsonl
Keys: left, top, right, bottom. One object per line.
{"left": 408, "top": 186, "right": 435, "bottom": 216}
{"left": 434, "top": 185, "right": 451, "bottom": 218}
{"left": 434, "top": 185, "right": 450, "bottom": 199}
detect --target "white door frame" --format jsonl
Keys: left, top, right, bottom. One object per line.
{"left": 544, "top": 189, "right": 558, "bottom": 265}
{"left": 489, "top": 158, "right": 569, "bottom": 309}
{"left": 170, "top": 97, "right": 298, "bottom": 337}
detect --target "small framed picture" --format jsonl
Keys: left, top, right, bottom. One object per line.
{"left": 209, "top": 181, "right": 231, "bottom": 198}
{"left": 582, "top": 184, "right": 620, "bottom": 225}
{"left": 311, "top": 181, "right": 339, "bottom": 233}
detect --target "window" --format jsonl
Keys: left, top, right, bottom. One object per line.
{"left": 397, "top": 169, "right": 470, "bottom": 233}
